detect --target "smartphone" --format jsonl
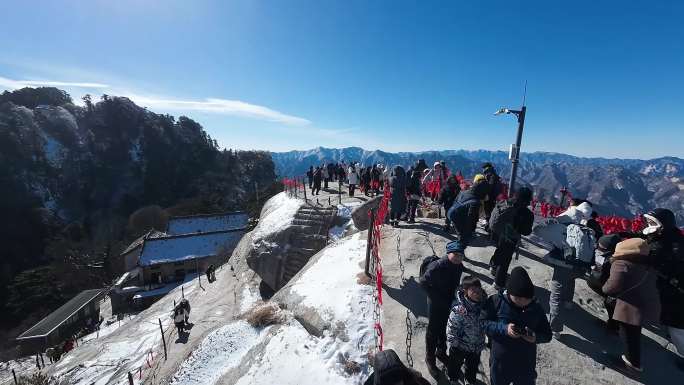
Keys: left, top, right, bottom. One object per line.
{"left": 512, "top": 324, "right": 534, "bottom": 337}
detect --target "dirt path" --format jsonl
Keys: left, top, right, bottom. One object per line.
{"left": 379, "top": 217, "right": 680, "bottom": 385}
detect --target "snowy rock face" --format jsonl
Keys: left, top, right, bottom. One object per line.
{"left": 245, "top": 193, "right": 338, "bottom": 291}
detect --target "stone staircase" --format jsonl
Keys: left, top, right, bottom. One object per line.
{"left": 280, "top": 205, "right": 338, "bottom": 285}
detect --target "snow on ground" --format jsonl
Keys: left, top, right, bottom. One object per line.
{"left": 239, "top": 286, "right": 260, "bottom": 314}
{"left": 170, "top": 321, "right": 270, "bottom": 385}
{"left": 329, "top": 202, "right": 362, "bottom": 242}
{"left": 51, "top": 309, "right": 174, "bottom": 384}
{"left": 251, "top": 193, "right": 303, "bottom": 242}
{"left": 235, "top": 320, "right": 364, "bottom": 385}
{"left": 0, "top": 357, "right": 35, "bottom": 384}
{"left": 80, "top": 316, "right": 133, "bottom": 344}
{"left": 235, "top": 233, "right": 374, "bottom": 384}
{"left": 291, "top": 233, "right": 371, "bottom": 323}
{"left": 336, "top": 202, "right": 361, "bottom": 219}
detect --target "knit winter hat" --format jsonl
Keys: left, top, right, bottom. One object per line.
{"left": 506, "top": 267, "right": 535, "bottom": 298}
{"left": 597, "top": 234, "right": 621, "bottom": 252}
{"left": 613, "top": 238, "right": 650, "bottom": 259}
{"left": 446, "top": 240, "right": 465, "bottom": 254}
{"left": 473, "top": 174, "right": 486, "bottom": 184}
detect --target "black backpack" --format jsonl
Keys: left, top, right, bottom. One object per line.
{"left": 364, "top": 349, "right": 409, "bottom": 385}
{"left": 488, "top": 200, "right": 519, "bottom": 241}
{"left": 418, "top": 255, "right": 440, "bottom": 287}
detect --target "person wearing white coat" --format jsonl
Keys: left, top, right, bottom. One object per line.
{"left": 348, "top": 164, "right": 360, "bottom": 197}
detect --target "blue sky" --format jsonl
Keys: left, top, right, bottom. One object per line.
{"left": 1, "top": 0, "right": 682, "bottom": 158}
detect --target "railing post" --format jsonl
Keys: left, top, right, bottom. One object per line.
{"left": 365, "top": 208, "right": 376, "bottom": 278}
{"left": 158, "top": 318, "right": 167, "bottom": 361}
{"left": 302, "top": 177, "right": 307, "bottom": 202}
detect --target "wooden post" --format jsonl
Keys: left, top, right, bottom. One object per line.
{"left": 182, "top": 286, "right": 184, "bottom": 299}
{"left": 36, "top": 354, "right": 40, "bottom": 369}
{"left": 328, "top": 196, "right": 331, "bottom": 206}
{"left": 364, "top": 208, "right": 376, "bottom": 277}
{"left": 40, "top": 352, "right": 45, "bottom": 367}
{"left": 158, "top": 318, "right": 167, "bottom": 361}
{"left": 12, "top": 369, "right": 17, "bottom": 385}
{"left": 128, "top": 371, "right": 134, "bottom": 385}
{"left": 338, "top": 181, "right": 342, "bottom": 204}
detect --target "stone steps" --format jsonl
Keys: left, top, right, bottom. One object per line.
{"left": 292, "top": 218, "right": 328, "bottom": 227}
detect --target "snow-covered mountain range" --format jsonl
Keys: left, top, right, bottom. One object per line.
{"left": 271, "top": 147, "right": 684, "bottom": 222}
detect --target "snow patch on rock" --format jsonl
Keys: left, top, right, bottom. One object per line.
{"left": 291, "top": 233, "right": 370, "bottom": 322}
{"left": 240, "top": 286, "right": 260, "bottom": 313}
{"left": 251, "top": 192, "right": 303, "bottom": 242}
{"left": 235, "top": 320, "right": 365, "bottom": 385}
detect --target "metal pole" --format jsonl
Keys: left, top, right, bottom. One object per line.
{"left": 364, "top": 209, "right": 376, "bottom": 277}
{"left": 196, "top": 258, "right": 201, "bottom": 288}
{"left": 182, "top": 285, "right": 184, "bottom": 299}
{"left": 40, "top": 352, "right": 45, "bottom": 367}
{"left": 12, "top": 369, "right": 17, "bottom": 385}
{"left": 303, "top": 177, "right": 307, "bottom": 202}
{"left": 509, "top": 106, "right": 526, "bottom": 194}
{"left": 158, "top": 318, "right": 167, "bottom": 360}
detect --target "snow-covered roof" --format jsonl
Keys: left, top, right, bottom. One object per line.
{"left": 17, "top": 289, "right": 104, "bottom": 340}
{"left": 120, "top": 230, "right": 168, "bottom": 256}
{"left": 166, "top": 212, "right": 249, "bottom": 235}
{"left": 138, "top": 230, "right": 244, "bottom": 267}
{"left": 132, "top": 273, "right": 199, "bottom": 299}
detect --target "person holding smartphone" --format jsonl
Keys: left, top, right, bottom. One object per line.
{"left": 483, "top": 267, "right": 552, "bottom": 385}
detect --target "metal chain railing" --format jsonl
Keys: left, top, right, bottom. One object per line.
{"left": 395, "top": 232, "right": 414, "bottom": 367}
{"left": 370, "top": 183, "right": 390, "bottom": 353}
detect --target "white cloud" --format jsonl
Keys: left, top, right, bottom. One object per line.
{"left": 125, "top": 94, "right": 310, "bottom": 126}
{"left": 0, "top": 76, "right": 109, "bottom": 89}
{"left": 0, "top": 74, "right": 310, "bottom": 126}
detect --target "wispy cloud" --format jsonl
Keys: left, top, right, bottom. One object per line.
{"left": 0, "top": 76, "right": 109, "bottom": 89}
{"left": 126, "top": 94, "right": 310, "bottom": 126}
{"left": 0, "top": 74, "right": 310, "bottom": 126}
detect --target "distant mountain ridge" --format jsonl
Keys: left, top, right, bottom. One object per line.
{"left": 271, "top": 147, "right": 684, "bottom": 222}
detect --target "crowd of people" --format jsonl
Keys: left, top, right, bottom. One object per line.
{"left": 333, "top": 160, "right": 684, "bottom": 385}
{"left": 306, "top": 162, "right": 390, "bottom": 197}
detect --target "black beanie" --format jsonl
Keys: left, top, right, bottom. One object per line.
{"left": 506, "top": 267, "right": 535, "bottom": 298}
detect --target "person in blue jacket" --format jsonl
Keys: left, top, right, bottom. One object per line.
{"left": 483, "top": 267, "right": 552, "bottom": 385}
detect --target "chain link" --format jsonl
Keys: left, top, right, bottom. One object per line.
{"left": 395, "top": 232, "right": 414, "bottom": 367}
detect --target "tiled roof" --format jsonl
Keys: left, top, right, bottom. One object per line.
{"left": 166, "top": 212, "right": 248, "bottom": 235}
{"left": 120, "top": 230, "right": 167, "bottom": 256}
{"left": 138, "top": 229, "right": 244, "bottom": 266}
{"left": 17, "top": 289, "right": 103, "bottom": 339}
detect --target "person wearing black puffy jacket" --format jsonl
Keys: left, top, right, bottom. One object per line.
{"left": 644, "top": 208, "right": 684, "bottom": 368}
{"left": 483, "top": 267, "right": 552, "bottom": 385}
{"left": 439, "top": 176, "right": 461, "bottom": 232}
{"left": 447, "top": 181, "right": 489, "bottom": 246}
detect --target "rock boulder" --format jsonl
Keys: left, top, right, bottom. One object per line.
{"left": 350, "top": 196, "right": 383, "bottom": 231}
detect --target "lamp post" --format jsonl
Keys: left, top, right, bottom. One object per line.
{"left": 494, "top": 105, "right": 527, "bottom": 194}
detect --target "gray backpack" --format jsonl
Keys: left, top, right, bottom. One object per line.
{"left": 566, "top": 224, "right": 596, "bottom": 264}
{"left": 489, "top": 200, "right": 520, "bottom": 242}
